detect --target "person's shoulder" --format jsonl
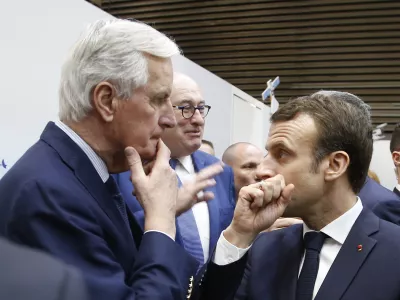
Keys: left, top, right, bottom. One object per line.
{"left": 0, "top": 237, "right": 86, "bottom": 300}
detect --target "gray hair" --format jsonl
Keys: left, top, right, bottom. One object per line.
{"left": 58, "top": 19, "right": 180, "bottom": 122}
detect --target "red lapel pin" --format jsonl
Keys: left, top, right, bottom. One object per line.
{"left": 357, "top": 244, "right": 363, "bottom": 252}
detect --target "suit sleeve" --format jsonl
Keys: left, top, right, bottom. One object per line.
{"left": 59, "top": 265, "right": 88, "bottom": 300}
{"left": 8, "top": 181, "right": 198, "bottom": 300}
{"left": 372, "top": 199, "right": 400, "bottom": 226}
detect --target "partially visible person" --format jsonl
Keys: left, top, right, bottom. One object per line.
{"left": 0, "top": 237, "right": 87, "bottom": 300}
{"left": 358, "top": 176, "right": 400, "bottom": 225}
{"left": 222, "top": 142, "right": 263, "bottom": 197}
{"left": 222, "top": 142, "right": 301, "bottom": 231}
{"left": 368, "top": 169, "right": 380, "bottom": 183}
{"left": 199, "top": 139, "right": 215, "bottom": 156}
{"left": 390, "top": 123, "right": 400, "bottom": 196}
{"left": 199, "top": 91, "right": 400, "bottom": 300}
{"left": 114, "top": 73, "right": 235, "bottom": 269}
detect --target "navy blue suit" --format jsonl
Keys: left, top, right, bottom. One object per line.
{"left": 0, "top": 122, "right": 201, "bottom": 300}
{"left": 231, "top": 209, "right": 400, "bottom": 300}
{"left": 359, "top": 177, "right": 400, "bottom": 225}
{"left": 114, "top": 150, "right": 236, "bottom": 256}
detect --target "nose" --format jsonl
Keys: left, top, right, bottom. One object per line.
{"left": 160, "top": 100, "right": 177, "bottom": 129}
{"left": 255, "top": 155, "right": 276, "bottom": 181}
{"left": 190, "top": 109, "right": 205, "bottom": 126}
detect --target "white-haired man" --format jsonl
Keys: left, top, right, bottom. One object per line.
{"left": 0, "top": 19, "right": 292, "bottom": 300}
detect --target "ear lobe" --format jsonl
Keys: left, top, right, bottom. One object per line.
{"left": 92, "top": 82, "right": 116, "bottom": 122}
{"left": 325, "top": 151, "right": 350, "bottom": 182}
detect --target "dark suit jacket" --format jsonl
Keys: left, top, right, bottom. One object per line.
{"left": 0, "top": 237, "right": 87, "bottom": 300}
{"left": 393, "top": 186, "right": 400, "bottom": 198}
{"left": 114, "top": 150, "right": 236, "bottom": 254}
{"left": 230, "top": 209, "right": 400, "bottom": 300}
{"left": 0, "top": 122, "right": 200, "bottom": 300}
{"left": 359, "top": 177, "right": 400, "bottom": 225}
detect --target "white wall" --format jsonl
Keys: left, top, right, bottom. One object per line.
{"left": 370, "top": 140, "right": 396, "bottom": 189}
{"left": 231, "top": 86, "right": 270, "bottom": 153}
{"left": 0, "top": 0, "right": 113, "bottom": 178}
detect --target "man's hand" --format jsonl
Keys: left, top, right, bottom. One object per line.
{"left": 224, "top": 175, "right": 294, "bottom": 248}
{"left": 265, "top": 217, "right": 303, "bottom": 232}
{"left": 176, "top": 163, "right": 224, "bottom": 215}
{"left": 125, "top": 141, "right": 178, "bottom": 238}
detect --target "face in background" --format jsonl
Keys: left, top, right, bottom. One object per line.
{"left": 104, "top": 55, "right": 176, "bottom": 160}
{"left": 224, "top": 143, "right": 264, "bottom": 194}
{"left": 199, "top": 141, "right": 215, "bottom": 156}
{"left": 256, "top": 114, "right": 327, "bottom": 218}
{"left": 162, "top": 73, "right": 206, "bottom": 158}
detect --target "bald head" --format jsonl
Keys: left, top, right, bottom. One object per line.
{"left": 173, "top": 72, "right": 200, "bottom": 90}
{"left": 222, "top": 142, "right": 264, "bottom": 196}
{"left": 162, "top": 72, "right": 206, "bottom": 157}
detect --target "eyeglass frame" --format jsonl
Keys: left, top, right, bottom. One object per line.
{"left": 172, "top": 104, "right": 211, "bottom": 119}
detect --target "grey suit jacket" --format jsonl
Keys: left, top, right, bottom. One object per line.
{"left": 0, "top": 237, "right": 87, "bottom": 300}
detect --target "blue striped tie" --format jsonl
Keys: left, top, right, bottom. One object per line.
{"left": 106, "top": 176, "right": 130, "bottom": 230}
{"left": 170, "top": 159, "right": 205, "bottom": 268}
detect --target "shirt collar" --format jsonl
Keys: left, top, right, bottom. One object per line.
{"left": 177, "top": 155, "right": 195, "bottom": 174}
{"left": 303, "top": 197, "right": 363, "bottom": 245}
{"left": 55, "top": 120, "right": 109, "bottom": 183}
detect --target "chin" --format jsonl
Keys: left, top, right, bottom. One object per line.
{"left": 137, "top": 145, "right": 157, "bottom": 161}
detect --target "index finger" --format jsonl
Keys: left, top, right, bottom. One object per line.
{"left": 152, "top": 139, "right": 171, "bottom": 168}
{"left": 125, "top": 147, "right": 145, "bottom": 186}
{"left": 196, "top": 163, "right": 224, "bottom": 181}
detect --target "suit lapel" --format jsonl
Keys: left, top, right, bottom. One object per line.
{"left": 315, "top": 209, "right": 379, "bottom": 300}
{"left": 40, "top": 122, "right": 137, "bottom": 250}
{"left": 276, "top": 225, "right": 304, "bottom": 300}
{"left": 191, "top": 152, "right": 219, "bottom": 254}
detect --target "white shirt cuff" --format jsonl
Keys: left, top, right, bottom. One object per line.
{"left": 144, "top": 230, "right": 175, "bottom": 241}
{"left": 213, "top": 230, "right": 251, "bottom": 265}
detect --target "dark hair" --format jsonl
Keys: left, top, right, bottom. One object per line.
{"left": 271, "top": 91, "right": 373, "bottom": 193}
{"left": 390, "top": 123, "right": 400, "bottom": 153}
{"left": 201, "top": 139, "right": 214, "bottom": 149}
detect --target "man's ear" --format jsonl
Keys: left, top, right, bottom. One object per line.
{"left": 92, "top": 82, "right": 117, "bottom": 122}
{"left": 324, "top": 151, "right": 350, "bottom": 182}
{"left": 392, "top": 151, "right": 400, "bottom": 167}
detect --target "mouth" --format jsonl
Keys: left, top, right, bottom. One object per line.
{"left": 185, "top": 131, "right": 201, "bottom": 137}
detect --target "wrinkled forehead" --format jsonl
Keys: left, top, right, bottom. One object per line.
{"left": 266, "top": 114, "right": 318, "bottom": 151}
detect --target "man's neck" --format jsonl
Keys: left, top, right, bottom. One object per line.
{"left": 63, "top": 118, "right": 126, "bottom": 173}
{"left": 303, "top": 187, "right": 357, "bottom": 231}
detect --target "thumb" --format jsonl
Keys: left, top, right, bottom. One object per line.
{"left": 125, "top": 147, "right": 145, "bottom": 187}
{"left": 280, "top": 183, "right": 295, "bottom": 205}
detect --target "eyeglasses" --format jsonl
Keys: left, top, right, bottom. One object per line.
{"left": 173, "top": 104, "right": 211, "bottom": 119}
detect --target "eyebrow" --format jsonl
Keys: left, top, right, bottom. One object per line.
{"left": 265, "top": 140, "right": 292, "bottom": 152}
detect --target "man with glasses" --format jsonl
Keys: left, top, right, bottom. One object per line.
{"left": 115, "top": 73, "right": 235, "bottom": 269}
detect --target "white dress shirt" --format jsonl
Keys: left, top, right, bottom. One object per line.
{"left": 175, "top": 156, "right": 211, "bottom": 262}
{"left": 55, "top": 120, "right": 239, "bottom": 262}
{"left": 300, "top": 198, "right": 363, "bottom": 299}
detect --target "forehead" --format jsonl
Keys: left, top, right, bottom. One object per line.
{"left": 236, "top": 144, "right": 263, "bottom": 163}
{"left": 267, "top": 114, "right": 318, "bottom": 151}
{"left": 146, "top": 55, "right": 173, "bottom": 96}
{"left": 171, "top": 76, "right": 203, "bottom": 105}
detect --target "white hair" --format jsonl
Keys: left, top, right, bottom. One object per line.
{"left": 58, "top": 19, "right": 180, "bottom": 122}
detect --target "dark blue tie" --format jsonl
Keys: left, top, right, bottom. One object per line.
{"left": 169, "top": 159, "right": 205, "bottom": 268}
{"left": 296, "top": 231, "right": 327, "bottom": 300}
{"left": 106, "top": 176, "right": 130, "bottom": 229}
